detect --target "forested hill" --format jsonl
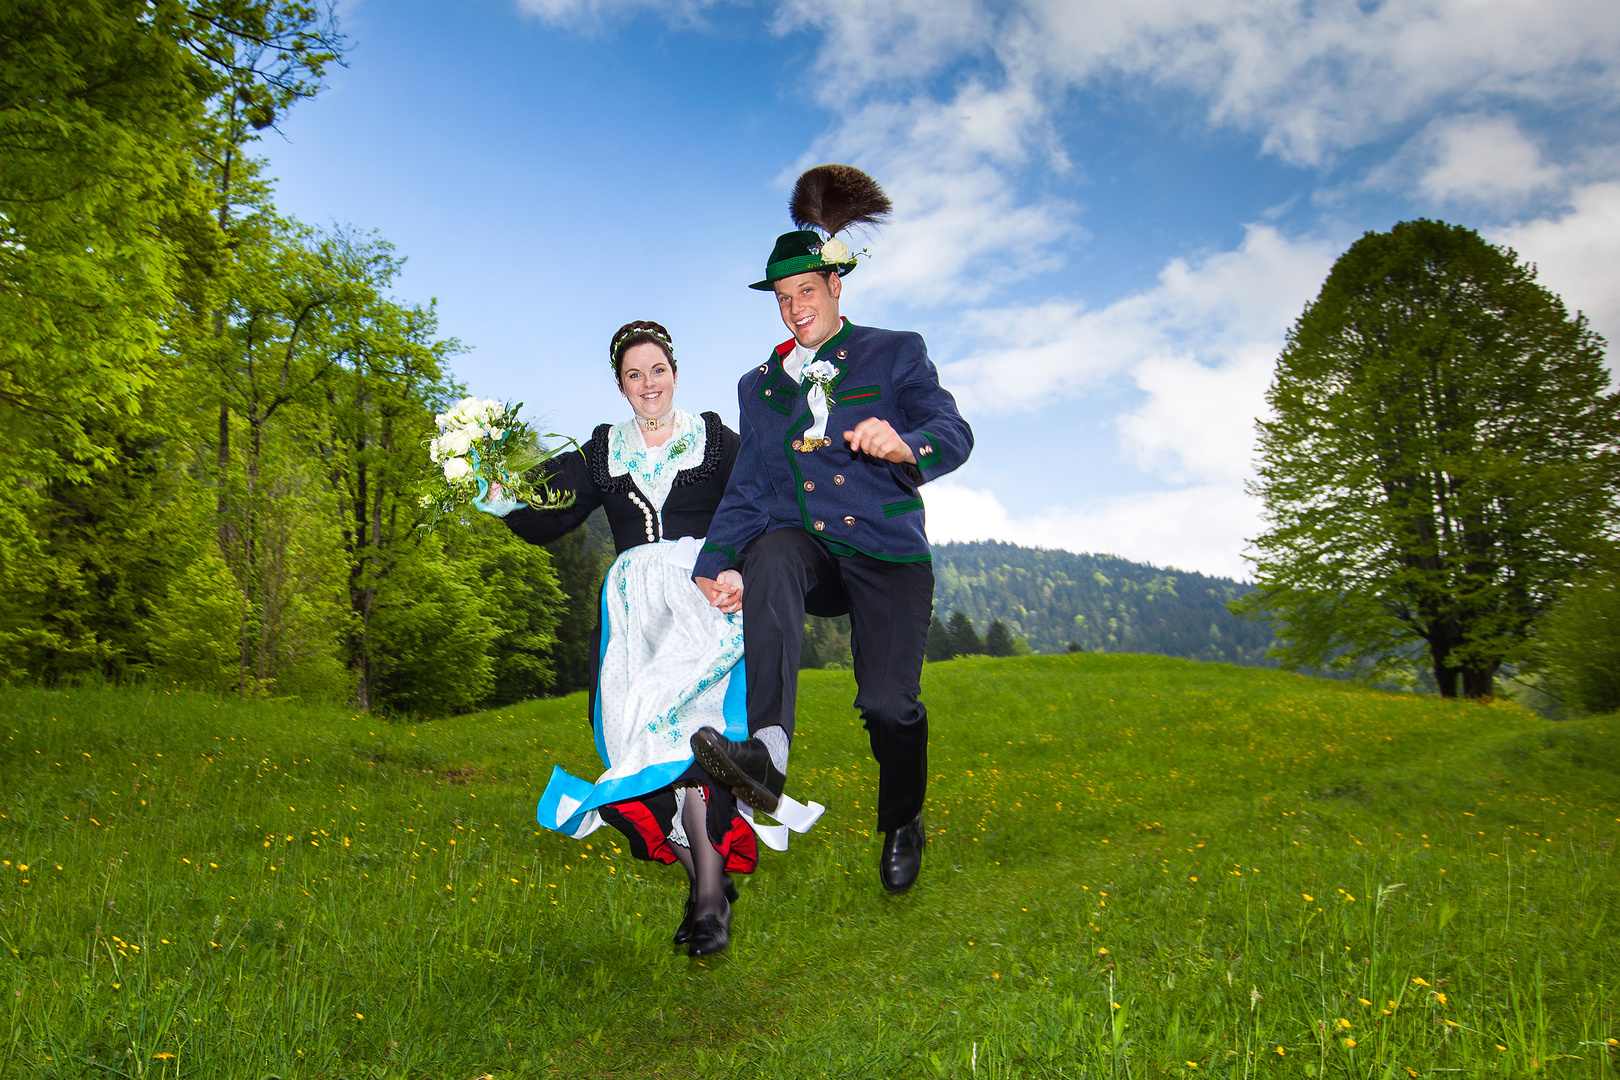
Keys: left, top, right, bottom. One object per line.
{"left": 930, "top": 541, "right": 1276, "bottom": 666}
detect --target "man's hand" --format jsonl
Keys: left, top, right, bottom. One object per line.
{"left": 695, "top": 570, "right": 744, "bottom": 614}
{"left": 843, "top": 417, "right": 917, "bottom": 464}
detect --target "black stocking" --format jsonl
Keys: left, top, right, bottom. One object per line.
{"left": 684, "top": 786, "right": 728, "bottom": 921}
{"left": 668, "top": 839, "right": 695, "bottom": 885}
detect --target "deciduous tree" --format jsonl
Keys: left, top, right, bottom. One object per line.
{"left": 1239, "top": 220, "right": 1620, "bottom": 698}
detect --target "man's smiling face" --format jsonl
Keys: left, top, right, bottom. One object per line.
{"left": 774, "top": 270, "right": 842, "bottom": 349}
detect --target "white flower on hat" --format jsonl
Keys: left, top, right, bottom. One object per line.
{"left": 820, "top": 237, "right": 852, "bottom": 264}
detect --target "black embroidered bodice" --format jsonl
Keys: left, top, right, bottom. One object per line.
{"left": 501, "top": 411, "right": 740, "bottom": 556}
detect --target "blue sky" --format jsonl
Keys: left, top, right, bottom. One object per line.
{"left": 262, "top": 0, "right": 1620, "bottom": 579}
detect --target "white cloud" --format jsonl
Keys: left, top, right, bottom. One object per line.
{"left": 1493, "top": 181, "right": 1620, "bottom": 366}
{"left": 1368, "top": 113, "right": 1563, "bottom": 207}
{"left": 792, "top": 0, "right": 1620, "bottom": 167}
{"left": 914, "top": 225, "right": 1332, "bottom": 572}
{"left": 922, "top": 478, "right": 1258, "bottom": 580}
{"left": 796, "top": 80, "right": 1076, "bottom": 303}
{"left": 773, "top": 0, "right": 990, "bottom": 86}
{"left": 1415, "top": 115, "right": 1561, "bottom": 205}
{"left": 514, "top": 0, "right": 727, "bottom": 28}
{"left": 940, "top": 223, "right": 1335, "bottom": 422}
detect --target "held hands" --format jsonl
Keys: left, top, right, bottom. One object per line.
{"left": 695, "top": 570, "right": 744, "bottom": 614}
{"left": 843, "top": 418, "right": 916, "bottom": 464}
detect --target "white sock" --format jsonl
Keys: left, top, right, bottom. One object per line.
{"left": 754, "top": 725, "right": 790, "bottom": 773}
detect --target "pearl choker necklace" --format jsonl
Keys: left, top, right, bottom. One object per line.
{"left": 636, "top": 414, "right": 673, "bottom": 432}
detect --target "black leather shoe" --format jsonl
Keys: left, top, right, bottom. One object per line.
{"left": 673, "top": 875, "right": 738, "bottom": 945}
{"left": 690, "top": 729, "right": 785, "bottom": 813}
{"left": 879, "top": 815, "right": 926, "bottom": 894}
{"left": 688, "top": 901, "right": 731, "bottom": 957}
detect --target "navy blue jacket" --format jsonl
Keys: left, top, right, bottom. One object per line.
{"left": 694, "top": 319, "right": 973, "bottom": 577}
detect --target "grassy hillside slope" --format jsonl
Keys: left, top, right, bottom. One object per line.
{"left": 2, "top": 658, "right": 1616, "bottom": 1078}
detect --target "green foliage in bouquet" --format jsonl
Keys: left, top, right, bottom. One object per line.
{"left": 421, "top": 397, "right": 576, "bottom": 527}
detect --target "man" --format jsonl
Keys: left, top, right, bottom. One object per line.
{"left": 690, "top": 165, "right": 973, "bottom": 894}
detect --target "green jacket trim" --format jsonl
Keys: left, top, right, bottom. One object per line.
{"left": 832, "top": 384, "right": 881, "bottom": 406}
{"left": 915, "top": 428, "right": 942, "bottom": 471}
{"left": 701, "top": 540, "right": 736, "bottom": 563}
{"left": 882, "top": 498, "right": 925, "bottom": 518}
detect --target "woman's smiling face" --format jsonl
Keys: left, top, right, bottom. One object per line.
{"left": 619, "top": 342, "right": 676, "bottom": 421}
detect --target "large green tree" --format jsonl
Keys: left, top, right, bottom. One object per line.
{"left": 1239, "top": 220, "right": 1620, "bottom": 698}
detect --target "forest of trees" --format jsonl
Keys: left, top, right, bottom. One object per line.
{"left": 928, "top": 542, "right": 1276, "bottom": 666}
{"left": 0, "top": 3, "right": 570, "bottom": 716}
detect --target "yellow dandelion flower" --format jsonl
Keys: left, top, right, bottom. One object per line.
{"left": 1359, "top": 998, "right": 1371, "bottom": 1006}
{"left": 1495, "top": 1044, "right": 1506, "bottom": 1052}
{"left": 1344, "top": 1038, "right": 1357, "bottom": 1048}
{"left": 1098, "top": 947, "right": 1109, "bottom": 954}
{"left": 153, "top": 1052, "right": 175, "bottom": 1060}
{"left": 354, "top": 1013, "right": 364, "bottom": 1020}
{"left": 1275, "top": 1047, "right": 1285, "bottom": 1056}
{"left": 1412, "top": 976, "right": 1430, "bottom": 986}
{"left": 1336, "top": 1019, "right": 1351, "bottom": 1029}
{"left": 1302, "top": 893, "right": 1313, "bottom": 901}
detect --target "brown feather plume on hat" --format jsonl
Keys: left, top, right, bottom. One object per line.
{"left": 790, "top": 164, "right": 892, "bottom": 238}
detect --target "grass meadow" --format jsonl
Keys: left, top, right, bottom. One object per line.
{"left": 2, "top": 654, "right": 1617, "bottom": 1078}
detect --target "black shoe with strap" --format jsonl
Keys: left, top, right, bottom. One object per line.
{"left": 673, "top": 875, "right": 738, "bottom": 946}
{"left": 879, "top": 814, "right": 926, "bottom": 894}
{"left": 689, "top": 729, "right": 786, "bottom": 814}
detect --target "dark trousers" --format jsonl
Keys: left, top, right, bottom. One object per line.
{"left": 740, "top": 527, "right": 933, "bottom": 832}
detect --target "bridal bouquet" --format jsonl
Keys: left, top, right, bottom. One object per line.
{"left": 420, "top": 397, "right": 575, "bottom": 525}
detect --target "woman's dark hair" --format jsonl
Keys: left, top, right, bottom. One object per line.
{"left": 610, "top": 321, "right": 676, "bottom": 382}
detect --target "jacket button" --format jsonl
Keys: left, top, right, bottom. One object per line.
{"left": 813, "top": 520, "right": 825, "bottom": 531}
{"left": 843, "top": 515, "right": 855, "bottom": 526}
{"left": 803, "top": 480, "right": 814, "bottom": 491}
{"left": 833, "top": 474, "right": 845, "bottom": 485}
{"left": 764, "top": 389, "right": 772, "bottom": 396}
{"left": 837, "top": 349, "right": 848, "bottom": 359}
{"left": 759, "top": 364, "right": 769, "bottom": 373}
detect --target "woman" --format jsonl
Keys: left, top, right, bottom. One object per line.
{"left": 474, "top": 321, "right": 754, "bottom": 957}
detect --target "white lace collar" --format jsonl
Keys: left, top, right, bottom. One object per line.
{"left": 605, "top": 409, "right": 706, "bottom": 513}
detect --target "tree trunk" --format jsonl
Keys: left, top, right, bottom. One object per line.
{"left": 1428, "top": 635, "right": 1459, "bottom": 698}
{"left": 1461, "top": 665, "right": 1496, "bottom": 700}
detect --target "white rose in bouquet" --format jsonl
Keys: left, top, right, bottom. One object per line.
{"left": 419, "top": 396, "right": 576, "bottom": 530}
{"left": 441, "top": 428, "right": 474, "bottom": 456}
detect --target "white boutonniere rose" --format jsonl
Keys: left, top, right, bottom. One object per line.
{"left": 803, "top": 358, "right": 839, "bottom": 387}
{"left": 797, "top": 359, "right": 841, "bottom": 452}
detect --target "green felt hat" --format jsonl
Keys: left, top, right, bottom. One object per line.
{"left": 748, "top": 230, "right": 858, "bottom": 291}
